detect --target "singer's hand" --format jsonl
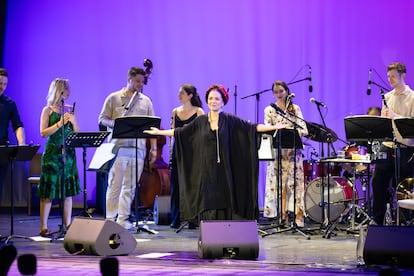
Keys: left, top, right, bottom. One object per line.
{"left": 275, "top": 121, "right": 288, "bottom": 130}
{"left": 62, "top": 112, "right": 72, "bottom": 124}
{"left": 143, "top": 127, "right": 159, "bottom": 135}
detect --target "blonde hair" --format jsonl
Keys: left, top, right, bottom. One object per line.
{"left": 46, "top": 78, "right": 69, "bottom": 106}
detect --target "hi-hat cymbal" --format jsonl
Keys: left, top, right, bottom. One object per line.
{"left": 305, "top": 122, "right": 338, "bottom": 143}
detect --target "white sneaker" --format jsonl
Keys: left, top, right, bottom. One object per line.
{"left": 118, "top": 220, "right": 133, "bottom": 230}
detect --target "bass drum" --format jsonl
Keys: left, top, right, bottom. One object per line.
{"left": 304, "top": 177, "right": 354, "bottom": 223}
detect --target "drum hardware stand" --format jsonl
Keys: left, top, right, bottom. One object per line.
{"left": 65, "top": 132, "right": 109, "bottom": 218}
{"left": 306, "top": 101, "right": 339, "bottom": 234}
{"left": 323, "top": 164, "right": 371, "bottom": 238}
{"left": 112, "top": 116, "right": 161, "bottom": 235}
{"left": 261, "top": 111, "right": 310, "bottom": 239}
{"left": 0, "top": 145, "right": 40, "bottom": 245}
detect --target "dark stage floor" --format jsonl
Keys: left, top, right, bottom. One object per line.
{"left": 0, "top": 207, "right": 413, "bottom": 275}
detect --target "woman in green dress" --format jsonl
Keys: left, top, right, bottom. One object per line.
{"left": 37, "top": 78, "right": 80, "bottom": 237}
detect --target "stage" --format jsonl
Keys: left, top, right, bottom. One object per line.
{"left": 0, "top": 208, "right": 412, "bottom": 275}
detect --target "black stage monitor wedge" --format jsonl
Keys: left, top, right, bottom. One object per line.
{"left": 64, "top": 217, "right": 137, "bottom": 256}
{"left": 363, "top": 225, "right": 414, "bottom": 268}
{"left": 198, "top": 220, "right": 259, "bottom": 260}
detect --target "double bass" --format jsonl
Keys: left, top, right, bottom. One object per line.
{"left": 138, "top": 58, "right": 171, "bottom": 208}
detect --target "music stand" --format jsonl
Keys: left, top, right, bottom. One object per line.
{"left": 0, "top": 145, "right": 40, "bottom": 244}
{"left": 394, "top": 118, "right": 414, "bottom": 139}
{"left": 113, "top": 116, "right": 161, "bottom": 139}
{"left": 112, "top": 116, "right": 161, "bottom": 234}
{"left": 345, "top": 115, "right": 394, "bottom": 223}
{"left": 261, "top": 128, "right": 310, "bottom": 239}
{"left": 344, "top": 115, "right": 393, "bottom": 142}
{"left": 65, "top": 132, "right": 109, "bottom": 217}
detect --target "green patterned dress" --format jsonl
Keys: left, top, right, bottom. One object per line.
{"left": 37, "top": 111, "right": 80, "bottom": 199}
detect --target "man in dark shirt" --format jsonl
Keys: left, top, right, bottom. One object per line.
{"left": 0, "top": 68, "right": 26, "bottom": 204}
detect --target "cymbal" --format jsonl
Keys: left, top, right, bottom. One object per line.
{"left": 397, "top": 178, "right": 414, "bottom": 200}
{"left": 305, "top": 122, "right": 338, "bottom": 143}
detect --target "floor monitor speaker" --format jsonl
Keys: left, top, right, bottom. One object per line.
{"left": 364, "top": 225, "right": 414, "bottom": 268}
{"left": 64, "top": 217, "right": 137, "bottom": 256}
{"left": 198, "top": 220, "right": 259, "bottom": 260}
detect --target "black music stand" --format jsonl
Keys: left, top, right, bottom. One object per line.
{"left": 261, "top": 128, "right": 310, "bottom": 239}
{"left": 394, "top": 118, "right": 414, "bottom": 139}
{"left": 112, "top": 116, "right": 161, "bottom": 234}
{"left": 345, "top": 115, "right": 394, "bottom": 219}
{"left": 65, "top": 132, "right": 109, "bottom": 217}
{"left": 344, "top": 115, "right": 393, "bottom": 142}
{"left": 0, "top": 145, "right": 40, "bottom": 245}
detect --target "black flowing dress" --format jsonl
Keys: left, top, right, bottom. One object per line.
{"left": 174, "top": 112, "right": 259, "bottom": 221}
{"left": 170, "top": 113, "right": 197, "bottom": 226}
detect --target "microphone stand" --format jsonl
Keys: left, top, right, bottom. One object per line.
{"left": 287, "top": 77, "right": 310, "bottom": 86}
{"left": 241, "top": 88, "right": 272, "bottom": 123}
{"left": 312, "top": 103, "right": 337, "bottom": 234}
{"left": 376, "top": 83, "right": 401, "bottom": 220}
{"left": 371, "top": 81, "right": 400, "bottom": 188}
{"left": 233, "top": 85, "right": 238, "bottom": 115}
{"left": 51, "top": 97, "right": 67, "bottom": 241}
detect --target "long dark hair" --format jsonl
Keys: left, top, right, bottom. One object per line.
{"left": 182, "top": 84, "right": 202, "bottom": 108}
{"left": 272, "top": 80, "right": 295, "bottom": 115}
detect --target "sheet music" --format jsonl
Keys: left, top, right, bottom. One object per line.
{"left": 88, "top": 143, "right": 115, "bottom": 171}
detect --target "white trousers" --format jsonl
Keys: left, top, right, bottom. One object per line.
{"left": 106, "top": 148, "right": 145, "bottom": 222}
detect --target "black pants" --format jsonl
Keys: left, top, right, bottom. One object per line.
{"left": 0, "top": 162, "right": 9, "bottom": 206}
{"left": 371, "top": 145, "right": 414, "bottom": 224}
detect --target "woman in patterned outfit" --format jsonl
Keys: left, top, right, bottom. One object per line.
{"left": 263, "top": 80, "right": 308, "bottom": 227}
{"left": 37, "top": 78, "right": 80, "bottom": 237}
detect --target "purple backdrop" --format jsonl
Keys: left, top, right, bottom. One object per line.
{"left": 3, "top": 0, "right": 414, "bottom": 208}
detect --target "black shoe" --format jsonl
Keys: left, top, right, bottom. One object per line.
{"left": 188, "top": 222, "right": 198, "bottom": 229}
{"left": 170, "top": 223, "right": 180, "bottom": 229}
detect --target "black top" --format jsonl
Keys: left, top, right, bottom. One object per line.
{"left": 174, "top": 112, "right": 259, "bottom": 221}
{"left": 0, "top": 94, "right": 24, "bottom": 145}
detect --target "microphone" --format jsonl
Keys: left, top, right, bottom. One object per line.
{"left": 308, "top": 66, "right": 313, "bottom": 92}
{"left": 288, "top": 93, "right": 295, "bottom": 99}
{"left": 367, "top": 68, "right": 372, "bottom": 95}
{"left": 270, "top": 103, "right": 285, "bottom": 115}
{"left": 310, "top": 98, "right": 327, "bottom": 108}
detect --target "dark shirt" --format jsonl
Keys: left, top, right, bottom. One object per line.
{"left": 0, "top": 94, "right": 24, "bottom": 145}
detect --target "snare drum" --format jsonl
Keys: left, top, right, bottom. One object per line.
{"left": 304, "top": 177, "right": 354, "bottom": 223}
